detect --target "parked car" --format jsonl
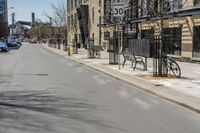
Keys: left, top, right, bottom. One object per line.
{"left": 15, "top": 39, "right": 23, "bottom": 46}
{"left": 0, "top": 41, "right": 9, "bottom": 52}
{"left": 6, "top": 39, "right": 21, "bottom": 48}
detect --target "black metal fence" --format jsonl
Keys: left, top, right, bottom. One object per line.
{"left": 108, "top": 38, "right": 119, "bottom": 64}
{"left": 126, "top": 38, "right": 154, "bottom": 58}
{"left": 125, "top": 36, "right": 168, "bottom": 76}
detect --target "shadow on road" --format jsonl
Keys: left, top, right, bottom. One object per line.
{"left": 0, "top": 89, "right": 116, "bottom": 132}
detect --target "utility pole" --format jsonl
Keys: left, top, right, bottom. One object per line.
{"left": 31, "top": 12, "right": 35, "bottom": 27}
{"left": 11, "top": 13, "right": 15, "bottom": 37}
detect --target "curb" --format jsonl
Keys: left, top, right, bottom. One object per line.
{"left": 42, "top": 45, "right": 200, "bottom": 114}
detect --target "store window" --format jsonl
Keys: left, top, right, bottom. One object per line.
{"left": 84, "top": 0, "right": 89, "bottom": 3}
{"left": 141, "top": 29, "right": 154, "bottom": 39}
{"left": 104, "top": 32, "right": 110, "bottom": 40}
{"left": 163, "top": 27, "right": 182, "bottom": 56}
{"left": 194, "top": 0, "right": 200, "bottom": 6}
{"left": 141, "top": 0, "right": 147, "bottom": 16}
{"left": 67, "top": 16, "right": 70, "bottom": 27}
{"left": 71, "top": 0, "right": 73, "bottom": 9}
{"left": 193, "top": 26, "right": 200, "bottom": 58}
{"left": 92, "top": 7, "right": 94, "bottom": 23}
{"left": 75, "top": 0, "right": 77, "bottom": 7}
{"left": 71, "top": 15, "right": 73, "bottom": 27}
{"left": 163, "top": 0, "right": 182, "bottom": 12}
{"left": 141, "top": 0, "right": 158, "bottom": 17}
{"left": 67, "top": 0, "right": 71, "bottom": 11}
{"left": 131, "top": 0, "right": 138, "bottom": 19}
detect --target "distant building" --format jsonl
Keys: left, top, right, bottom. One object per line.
{"left": 12, "top": 21, "right": 31, "bottom": 39}
{"left": 0, "top": 0, "right": 8, "bottom": 38}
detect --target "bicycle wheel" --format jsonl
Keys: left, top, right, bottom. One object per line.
{"left": 169, "top": 60, "right": 181, "bottom": 78}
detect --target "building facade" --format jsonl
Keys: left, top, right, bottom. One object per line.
{"left": 136, "top": 0, "right": 200, "bottom": 61}
{"left": 0, "top": 0, "right": 8, "bottom": 38}
{"left": 100, "top": 0, "right": 200, "bottom": 61}
{"left": 67, "top": 0, "right": 200, "bottom": 61}
{"left": 67, "top": 0, "right": 101, "bottom": 47}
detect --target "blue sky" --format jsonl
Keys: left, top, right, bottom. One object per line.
{"left": 8, "top": 0, "right": 57, "bottom": 24}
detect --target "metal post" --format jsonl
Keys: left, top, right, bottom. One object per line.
{"left": 158, "top": 0, "right": 164, "bottom": 76}
{"left": 99, "top": 16, "right": 102, "bottom": 46}
{"left": 118, "top": 23, "right": 121, "bottom": 70}
{"left": 11, "top": 13, "right": 15, "bottom": 37}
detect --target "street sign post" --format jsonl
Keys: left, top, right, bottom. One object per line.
{"left": 113, "top": 1, "right": 124, "bottom": 70}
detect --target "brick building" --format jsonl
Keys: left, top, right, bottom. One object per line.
{"left": 67, "top": 0, "right": 200, "bottom": 61}
{"left": 67, "top": 0, "right": 101, "bottom": 47}
{"left": 100, "top": 0, "right": 200, "bottom": 61}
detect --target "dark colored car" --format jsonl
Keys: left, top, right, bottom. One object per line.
{"left": 0, "top": 41, "right": 9, "bottom": 52}
{"left": 6, "top": 39, "right": 21, "bottom": 48}
{"left": 16, "top": 39, "right": 23, "bottom": 46}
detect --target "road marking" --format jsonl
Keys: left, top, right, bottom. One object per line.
{"left": 67, "top": 62, "right": 73, "bottom": 66}
{"left": 133, "top": 97, "right": 152, "bottom": 110}
{"left": 93, "top": 75, "right": 110, "bottom": 85}
{"left": 192, "top": 80, "right": 200, "bottom": 83}
{"left": 118, "top": 87, "right": 130, "bottom": 99}
{"left": 60, "top": 59, "right": 67, "bottom": 63}
{"left": 194, "top": 71, "right": 200, "bottom": 74}
{"left": 76, "top": 68, "right": 83, "bottom": 73}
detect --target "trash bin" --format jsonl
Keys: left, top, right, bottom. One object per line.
{"left": 72, "top": 39, "right": 78, "bottom": 54}
{"left": 87, "top": 39, "right": 95, "bottom": 58}
{"left": 108, "top": 38, "right": 119, "bottom": 64}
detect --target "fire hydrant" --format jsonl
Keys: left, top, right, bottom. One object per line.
{"left": 67, "top": 46, "right": 71, "bottom": 56}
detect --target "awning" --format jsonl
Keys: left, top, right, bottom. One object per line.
{"left": 128, "top": 7, "right": 200, "bottom": 24}
{"left": 177, "top": 7, "right": 200, "bottom": 17}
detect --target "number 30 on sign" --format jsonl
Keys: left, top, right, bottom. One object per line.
{"left": 113, "top": 2, "right": 124, "bottom": 17}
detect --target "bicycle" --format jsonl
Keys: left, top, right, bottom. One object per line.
{"left": 162, "top": 56, "right": 181, "bottom": 78}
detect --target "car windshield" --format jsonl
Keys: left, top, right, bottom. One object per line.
{"left": 8, "top": 39, "right": 15, "bottom": 42}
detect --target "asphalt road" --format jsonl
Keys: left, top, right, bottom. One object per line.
{"left": 0, "top": 43, "right": 200, "bottom": 133}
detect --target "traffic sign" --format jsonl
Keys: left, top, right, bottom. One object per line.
{"left": 113, "top": 2, "right": 124, "bottom": 17}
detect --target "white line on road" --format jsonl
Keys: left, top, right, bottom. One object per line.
{"left": 118, "top": 87, "right": 130, "bottom": 99}
{"left": 93, "top": 75, "right": 110, "bottom": 85}
{"left": 133, "top": 97, "right": 152, "bottom": 110}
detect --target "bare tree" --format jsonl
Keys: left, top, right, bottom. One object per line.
{"left": 46, "top": 0, "right": 68, "bottom": 50}
{"left": 50, "top": 0, "right": 67, "bottom": 27}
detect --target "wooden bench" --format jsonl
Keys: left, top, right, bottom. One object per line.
{"left": 122, "top": 49, "right": 145, "bottom": 70}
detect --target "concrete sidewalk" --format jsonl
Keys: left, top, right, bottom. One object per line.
{"left": 42, "top": 44, "right": 200, "bottom": 113}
